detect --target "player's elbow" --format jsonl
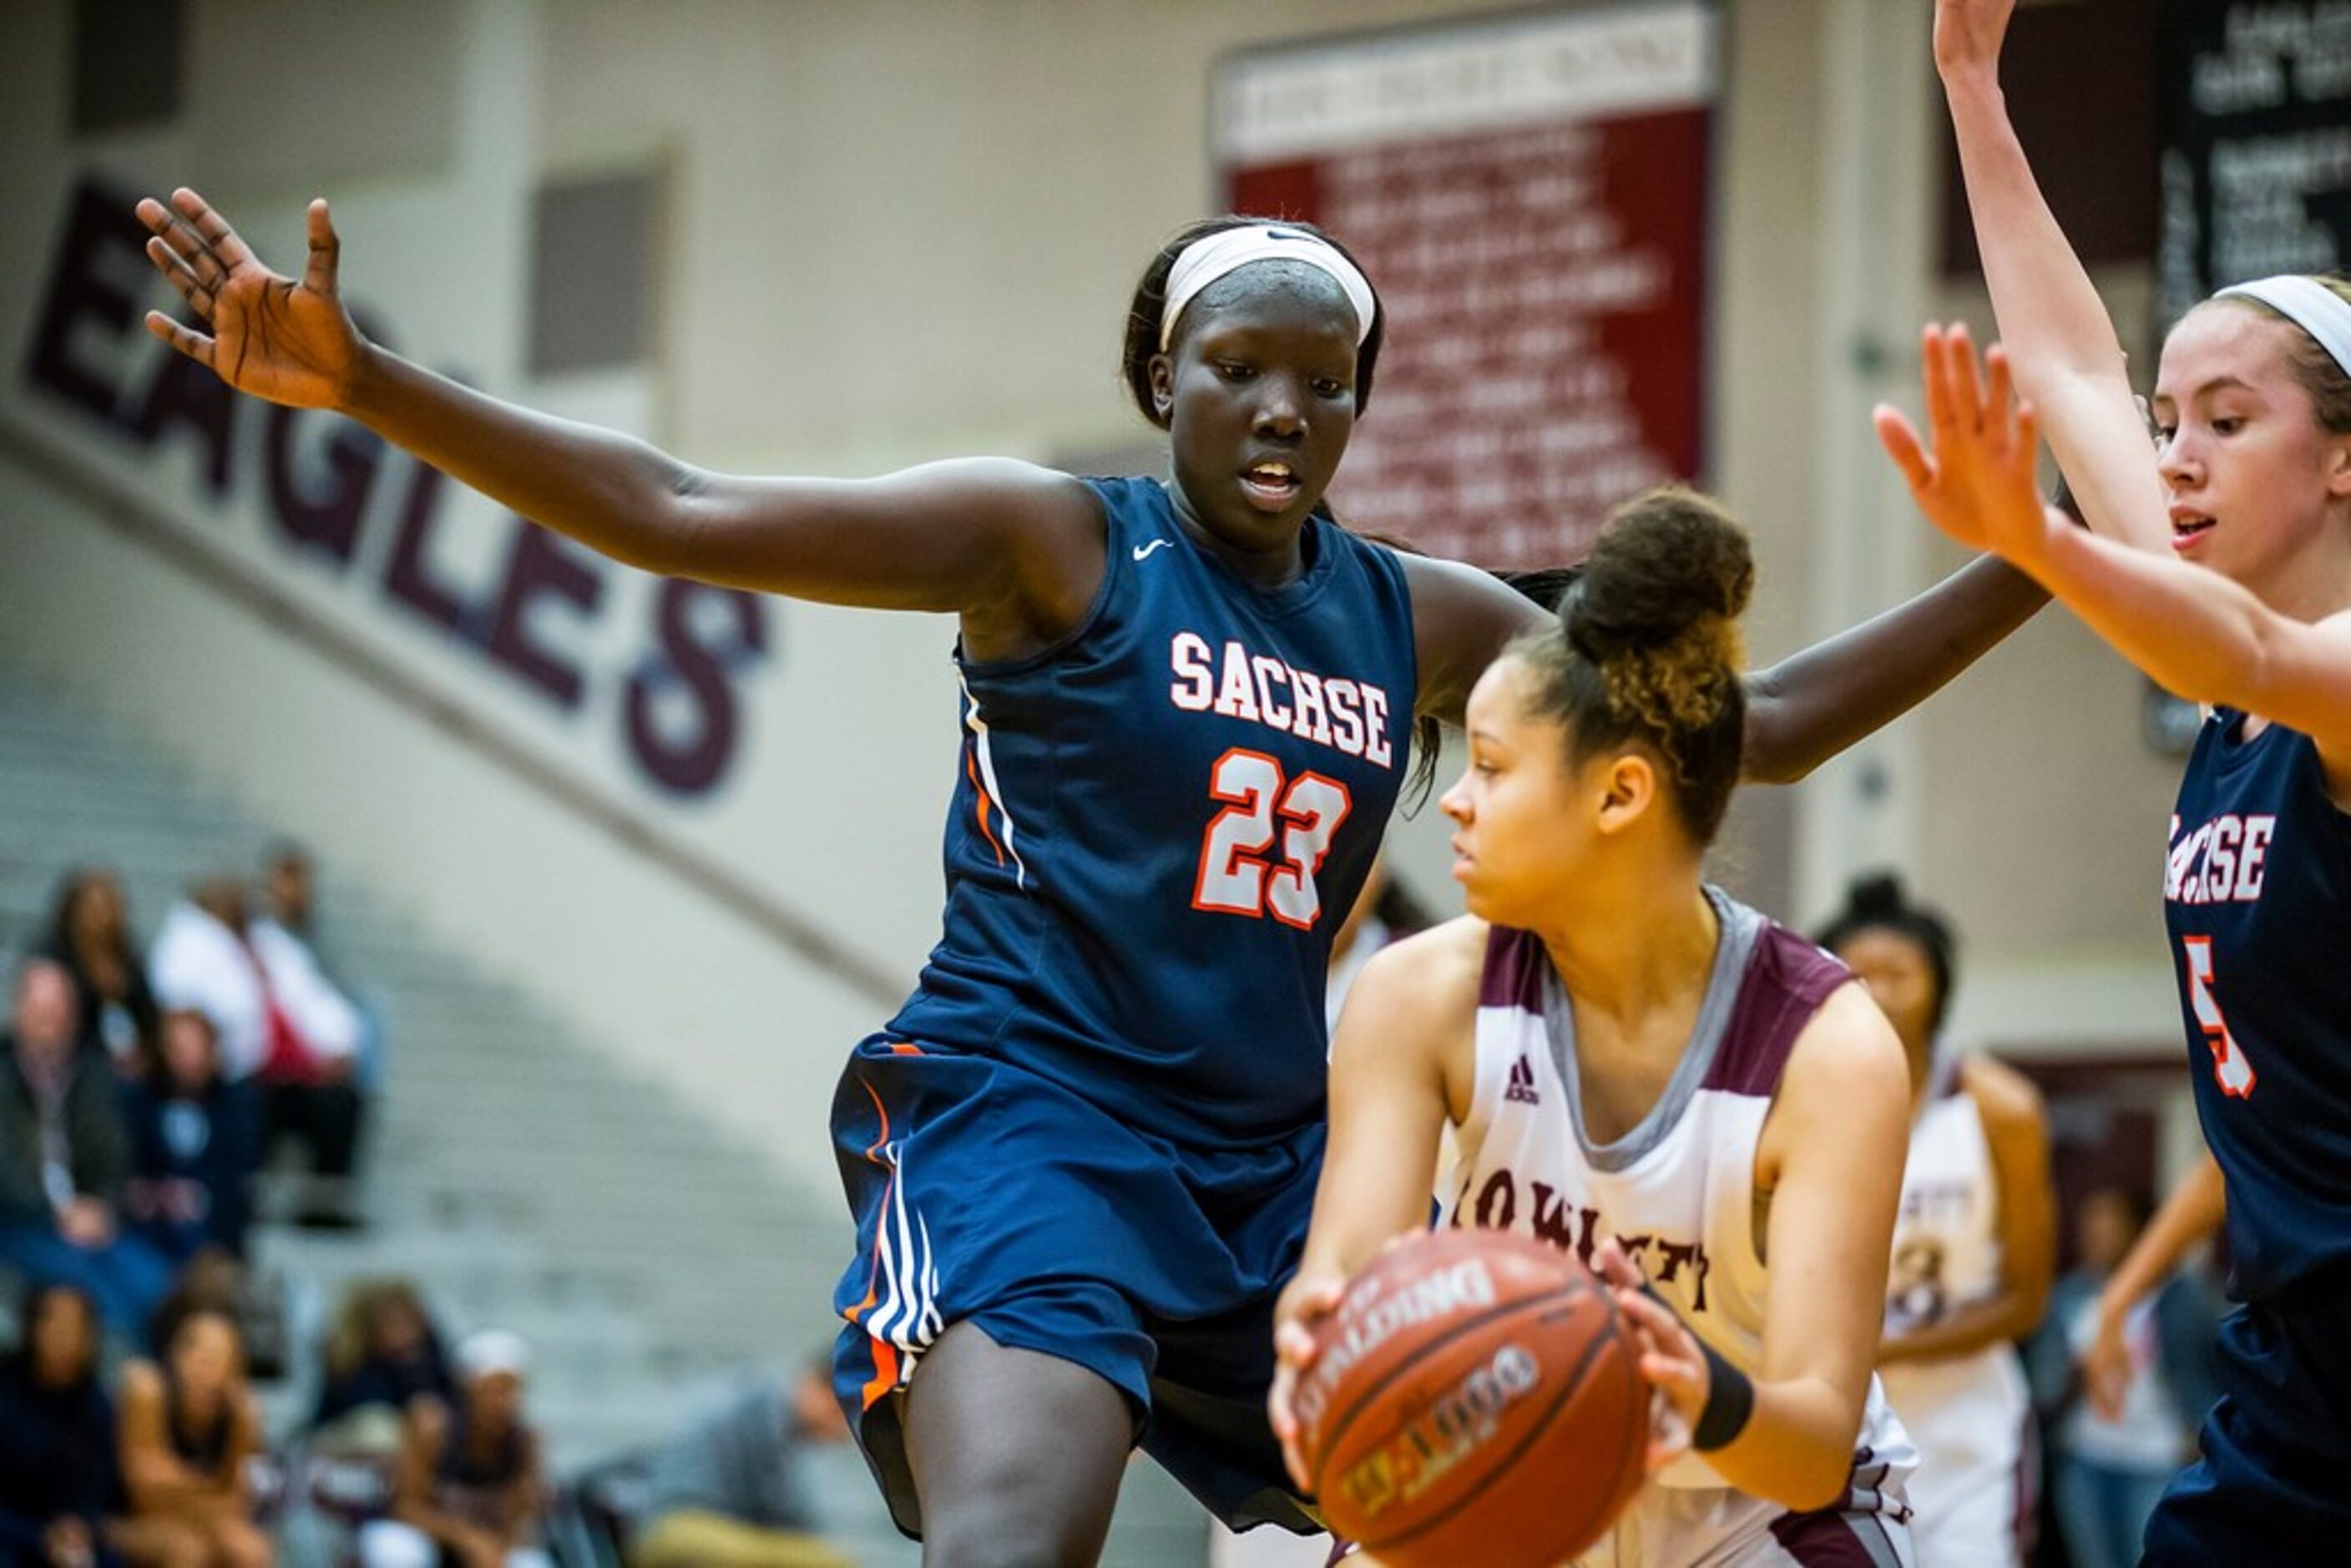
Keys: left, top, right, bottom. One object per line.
{"left": 1735, "top": 690, "right": 1816, "bottom": 786}
{"left": 1775, "top": 1447, "right": 1861, "bottom": 1515}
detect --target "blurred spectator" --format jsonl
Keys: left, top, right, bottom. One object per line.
{"left": 360, "top": 1331, "right": 549, "bottom": 1568}
{"left": 2028, "top": 1187, "right": 2220, "bottom": 1568}
{"left": 1322, "top": 851, "right": 1433, "bottom": 1035}
{"left": 119, "top": 1009, "right": 262, "bottom": 1266}
{"left": 264, "top": 843, "right": 392, "bottom": 1103}
{"left": 1819, "top": 874, "right": 2052, "bottom": 1568}
{"left": 37, "top": 868, "right": 159, "bottom": 1078}
{"left": 150, "top": 878, "right": 366, "bottom": 1228}
{"left": 116, "top": 1295, "right": 271, "bottom": 1568}
{"left": 0, "top": 1283, "right": 119, "bottom": 1568}
{"left": 0, "top": 959, "right": 172, "bottom": 1337}
{"left": 262, "top": 846, "right": 318, "bottom": 948}
{"left": 314, "top": 1279, "right": 456, "bottom": 1444}
{"left": 627, "top": 1356, "right": 852, "bottom": 1568}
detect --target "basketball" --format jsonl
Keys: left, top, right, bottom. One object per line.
{"left": 1292, "top": 1228, "right": 1647, "bottom": 1566}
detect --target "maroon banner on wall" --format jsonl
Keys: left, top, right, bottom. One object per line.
{"left": 1216, "top": 2, "right": 1717, "bottom": 569}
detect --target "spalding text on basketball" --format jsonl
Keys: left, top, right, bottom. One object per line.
{"left": 1296, "top": 1257, "right": 1496, "bottom": 1434}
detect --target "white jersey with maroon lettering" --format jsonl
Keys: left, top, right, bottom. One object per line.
{"left": 1878, "top": 1046, "right": 2034, "bottom": 1568}
{"left": 1444, "top": 890, "right": 1917, "bottom": 1567}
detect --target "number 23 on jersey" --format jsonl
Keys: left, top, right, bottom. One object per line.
{"left": 1192, "top": 747, "right": 1352, "bottom": 928}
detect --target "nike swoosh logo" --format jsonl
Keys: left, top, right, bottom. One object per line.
{"left": 1132, "top": 539, "right": 1172, "bottom": 562}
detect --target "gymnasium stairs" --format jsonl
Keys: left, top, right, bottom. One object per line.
{"left": 0, "top": 661, "right": 1206, "bottom": 1565}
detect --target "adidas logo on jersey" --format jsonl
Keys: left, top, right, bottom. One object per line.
{"left": 1504, "top": 1055, "right": 1540, "bottom": 1105}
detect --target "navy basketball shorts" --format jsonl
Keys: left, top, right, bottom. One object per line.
{"left": 2141, "top": 1266, "right": 2351, "bottom": 1561}
{"left": 828, "top": 1032, "right": 1327, "bottom": 1541}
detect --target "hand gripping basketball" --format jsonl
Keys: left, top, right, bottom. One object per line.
{"left": 1279, "top": 1229, "right": 1649, "bottom": 1567}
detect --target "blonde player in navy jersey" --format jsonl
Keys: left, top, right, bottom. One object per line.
{"left": 1272, "top": 492, "right": 1920, "bottom": 1566}
{"left": 136, "top": 181, "right": 2053, "bottom": 1562}
{"left": 1875, "top": 3, "right": 2351, "bottom": 1556}
{"left": 1818, "top": 876, "right": 2054, "bottom": 1568}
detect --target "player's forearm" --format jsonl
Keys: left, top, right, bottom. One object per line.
{"left": 1741, "top": 554, "right": 2044, "bottom": 783}
{"left": 2026, "top": 527, "right": 2301, "bottom": 713}
{"left": 1878, "top": 1290, "right": 2040, "bottom": 1364}
{"left": 122, "top": 1454, "right": 225, "bottom": 1513}
{"left": 1939, "top": 67, "right": 2132, "bottom": 396}
{"left": 342, "top": 341, "right": 707, "bottom": 579}
{"left": 2100, "top": 1154, "right": 2225, "bottom": 1326}
{"left": 1706, "top": 1377, "right": 1869, "bottom": 1514}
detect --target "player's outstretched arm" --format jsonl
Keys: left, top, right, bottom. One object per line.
{"left": 1933, "top": 0, "right": 2171, "bottom": 554}
{"left": 1881, "top": 327, "right": 2351, "bottom": 779}
{"left": 1879, "top": 1055, "right": 2055, "bottom": 1363}
{"left": 137, "top": 189, "right": 1099, "bottom": 624}
{"left": 1267, "top": 923, "right": 1476, "bottom": 1490}
{"left": 1610, "top": 984, "right": 1910, "bottom": 1511}
{"left": 1737, "top": 545, "right": 2045, "bottom": 786}
{"left": 2082, "top": 1151, "right": 2224, "bottom": 1420}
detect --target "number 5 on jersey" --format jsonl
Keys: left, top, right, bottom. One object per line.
{"left": 1193, "top": 748, "right": 1352, "bottom": 928}
{"left": 2182, "top": 936, "right": 2257, "bottom": 1099}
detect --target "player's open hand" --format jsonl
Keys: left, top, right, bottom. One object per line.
{"left": 137, "top": 188, "right": 362, "bottom": 411}
{"left": 1592, "top": 1238, "right": 1698, "bottom": 1473}
{"left": 1933, "top": 0, "right": 2019, "bottom": 81}
{"left": 2080, "top": 1305, "right": 2135, "bottom": 1423}
{"left": 1875, "top": 324, "right": 2057, "bottom": 571}
{"left": 1269, "top": 1267, "right": 1348, "bottom": 1492}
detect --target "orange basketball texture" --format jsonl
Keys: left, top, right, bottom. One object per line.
{"left": 1293, "top": 1229, "right": 1647, "bottom": 1566}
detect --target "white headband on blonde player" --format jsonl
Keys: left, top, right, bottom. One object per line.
{"left": 2215, "top": 275, "right": 2351, "bottom": 379}
{"left": 1158, "top": 225, "right": 1378, "bottom": 352}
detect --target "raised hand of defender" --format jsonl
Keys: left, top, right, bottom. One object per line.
{"left": 1591, "top": 1238, "right": 1696, "bottom": 1474}
{"left": 1874, "top": 324, "right": 2057, "bottom": 570}
{"left": 137, "top": 188, "right": 361, "bottom": 410}
{"left": 1933, "top": 0, "right": 2019, "bottom": 78}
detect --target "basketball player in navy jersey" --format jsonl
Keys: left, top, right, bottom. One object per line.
{"left": 138, "top": 189, "right": 2045, "bottom": 1561}
{"left": 1273, "top": 493, "right": 1921, "bottom": 1565}
{"left": 1875, "top": 3, "right": 2351, "bottom": 1555}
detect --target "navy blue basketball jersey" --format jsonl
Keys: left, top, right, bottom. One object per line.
{"left": 2164, "top": 710, "right": 2351, "bottom": 1299}
{"left": 882, "top": 475, "right": 1418, "bottom": 1149}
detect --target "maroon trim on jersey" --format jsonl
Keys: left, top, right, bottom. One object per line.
{"left": 1767, "top": 1446, "right": 1909, "bottom": 1565}
{"left": 1700, "top": 924, "right": 1853, "bottom": 1099}
{"left": 1478, "top": 924, "right": 1550, "bottom": 1011}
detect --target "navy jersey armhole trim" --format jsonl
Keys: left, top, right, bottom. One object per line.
{"left": 1368, "top": 538, "right": 1425, "bottom": 725}
{"left": 953, "top": 475, "right": 1126, "bottom": 680}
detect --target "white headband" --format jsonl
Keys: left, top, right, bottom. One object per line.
{"left": 2214, "top": 275, "right": 2351, "bottom": 378}
{"left": 1158, "top": 225, "right": 1378, "bottom": 352}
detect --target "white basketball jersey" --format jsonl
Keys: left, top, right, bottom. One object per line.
{"left": 1448, "top": 891, "right": 1916, "bottom": 1567}
{"left": 1878, "top": 1050, "right": 2033, "bottom": 1568}
{"left": 1887, "top": 1049, "right": 2005, "bottom": 1334}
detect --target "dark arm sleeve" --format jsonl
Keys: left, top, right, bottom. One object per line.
{"left": 69, "top": 1071, "right": 133, "bottom": 1205}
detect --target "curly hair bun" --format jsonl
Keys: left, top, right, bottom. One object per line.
{"left": 1565, "top": 488, "right": 1752, "bottom": 738}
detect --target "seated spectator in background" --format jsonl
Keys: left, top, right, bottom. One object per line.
{"left": 0, "top": 1284, "right": 119, "bottom": 1568}
{"left": 260, "top": 845, "right": 377, "bottom": 1064}
{"left": 117, "top": 1294, "right": 271, "bottom": 1568}
{"left": 262, "top": 844, "right": 351, "bottom": 988}
{"left": 119, "top": 1009, "right": 262, "bottom": 1266}
{"left": 0, "top": 960, "right": 172, "bottom": 1337}
{"left": 38, "top": 867, "right": 159, "bottom": 1078}
{"left": 361, "top": 1331, "right": 548, "bottom": 1568}
{"left": 629, "top": 1355, "right": 852, "bottom": 1568}
{"left": 2028, "top": 1186, "right": 2221, "bottom": 1568}
{"left": 150, "top": 877, "right": 366, "bottom": 1228}
{"left": 313, "top": 1278, "right": 456, "bottom": 1447}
